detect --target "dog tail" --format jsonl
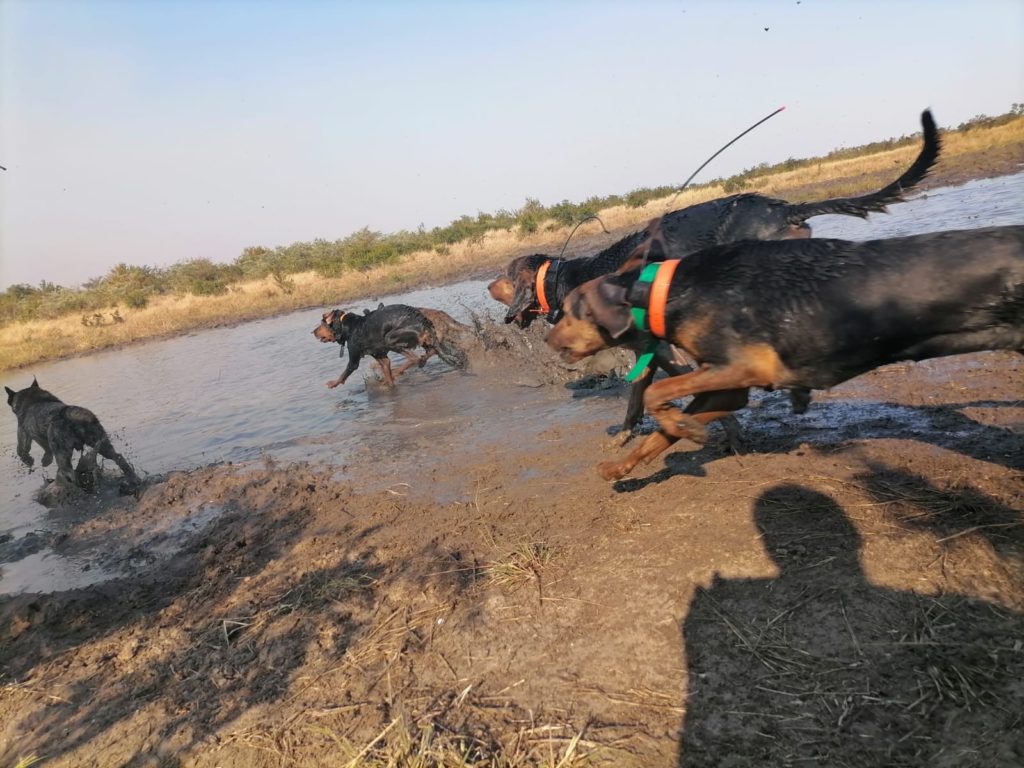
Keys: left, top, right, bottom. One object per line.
{"left": 61, "top": 405, "right": 108, "bottom": 449}
{"left": 784, "top": 109, "right": 940, "bottom": 223}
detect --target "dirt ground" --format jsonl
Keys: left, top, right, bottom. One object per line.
{"left": 1, "top": 318, "right": 1021, "bottom": 766}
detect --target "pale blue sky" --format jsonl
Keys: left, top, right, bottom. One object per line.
{"left": 1, "top": 0, "right": 1022, "bottom": 288}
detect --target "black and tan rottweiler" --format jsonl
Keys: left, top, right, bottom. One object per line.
{"left": 313, "top": 303, "right": 467, "bottom": 388}
{"left": 491, "top": 110, "right": 937, "bottom": 440}
{"left": 6, "top": 378, "right": 141, "bottom": 490}
{"left": 546, "top": 225, "right": 1024, "bottom": 480}
{"left": 492, "top": 109, "right": 939, "bottom": 327}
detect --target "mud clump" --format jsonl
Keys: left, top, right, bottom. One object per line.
{"left": 462, "top": 312, "right": 634, "bottom": 387}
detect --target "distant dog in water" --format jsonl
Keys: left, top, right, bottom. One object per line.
{"left": 313, "top": 304, "right": 468, "bottom": 387}
{"left": 6, "top": 378, "right": 141, "bottom": 491}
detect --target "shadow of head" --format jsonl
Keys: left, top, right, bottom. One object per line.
{"left": 754, "top": 484, "right": 863, "bottom": 573}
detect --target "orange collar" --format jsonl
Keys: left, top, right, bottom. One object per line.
{"left": 647, "top": 258, "right": 680, "bottom": 338}
{"left": 534, "top": 260, "right": 553, "bottom": 316}
{"left": 624, "top": 258, "right": 681, "bottom": 382}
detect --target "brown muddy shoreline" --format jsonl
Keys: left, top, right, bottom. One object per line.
{"left": 1, "top": 341, "right": 1022, "bottom": 766}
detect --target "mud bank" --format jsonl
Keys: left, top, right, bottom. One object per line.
{"left": 1, "top": 346, "right": 1022, "bottom": 766}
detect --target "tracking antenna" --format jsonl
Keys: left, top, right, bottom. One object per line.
{"left": 556, "top": 213, "right": 612, "bottom": 260}
{"left": 662, "top": 106, "right": 786, "bottom": 212}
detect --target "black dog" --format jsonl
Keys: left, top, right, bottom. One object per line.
{"left": 496, "top": 109, "right": 939, "bottom": 327}
{"left": 6, "top": 378, "right": 140, "bottom": 489}
{"left": 313, "top": 304, "right": 466, "bottom": 388}
{"left": 546, "top": 225, "right": 1024, "bottom": 480}
{"left": 493, "top": 110, "right": 937, "bottom": 440}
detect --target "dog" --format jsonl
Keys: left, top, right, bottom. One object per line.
{"left": 313, "top": 303, "right": 467, "bottom": 388}
{"left": 494, "top": 109, "right": 938, "bottom": 327}
{"left": 492, "top": 110, "right": 937, "bottom": 439}
{"left": 6, "top": 378, "right": 141, "bottom": 490}
{"left": 546, "top": 225, "right": 1024, "bottom": 481}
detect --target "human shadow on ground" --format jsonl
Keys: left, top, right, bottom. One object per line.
{"left": 856, "top": 461, "right": 1024, "bottom": 572}
{"left": 677, "top": 483, "right": 1024, "bottom": 767}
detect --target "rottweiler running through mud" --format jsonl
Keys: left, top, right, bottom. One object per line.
{"left": 313, "top": 304, "right": 468, "bottom": 388}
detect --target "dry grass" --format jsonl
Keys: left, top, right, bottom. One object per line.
{"left": 3, "top": 117, "right": 1022, "bottom": 374}
{"left": 226, "top": 712, "right": 594, "bottom": 767}
{"left": 484, "top": 541, "right": 558, "bottom": 592}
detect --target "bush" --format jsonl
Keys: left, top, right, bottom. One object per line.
{"left": 167, "top": 259, "right": 237, "bottom": 297}
{"left": 123, "top": 290, "right": 150, "bottom": 309}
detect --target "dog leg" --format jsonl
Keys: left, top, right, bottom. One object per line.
{"left": 598, "top": 431, "right": 679, "bottom": 481}
{"left": 52, "top": 446, "right": 76, "bottom": 486}
{"left": 789, "top": 388, "right": 812, "bottom": 415}
{"left": 327, "top": 355, "right": 362, "bottom": 388}
{"left": 599, "top": 388, "right": 750, "bottom": 480}
{"left": 96, "top": 438, "right": 140, "bottom": 484}
{"left": 44, "top": 423, "right": 79, "bottom": 485}
{"left": 612, "top": 344, "right": 697, "bottom": 448}
{"left": 16, "top": 426, "right": 35, "bottom": 468}
{"left": 76, "top": 448, "right": 99, "bottom": 490}
{"left": 392, "top": 352, "right": 422, "bottom": 378}
{"left": 375, "top": 356, "right": 397, "bottom": 386}
{"left": 615, "top": 364, "right": 657, "bottom": 446}
{"left": 644, "top": 360, "right": 771, "bottom": 415}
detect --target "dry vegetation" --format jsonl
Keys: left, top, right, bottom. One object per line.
{"left": 2, "top": 115, "right": 1023, "bottom": 373}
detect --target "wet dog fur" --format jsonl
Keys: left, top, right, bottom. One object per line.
{"left": 494, "top": 109, "right": 939, "bottom": 327}
{"left": 313, "top": 304, "right": 466, "bottom": 387}
{"left": 546, "top": 225, "right": 1024, "bottom": 480}
{"left": 491, "top": 111, "right": 937, "bottom": 440}
{"left": 6, "top": 378, "right": 140, "bottom": 490}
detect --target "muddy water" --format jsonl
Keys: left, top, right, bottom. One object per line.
{"left": 2, "top": 171, "right": 1023, "bottom": 594}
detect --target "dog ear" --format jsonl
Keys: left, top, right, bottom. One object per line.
{"left": 505, "top": 278, "right": 537, "bottom": 324}
{"left": 587, "top": 280, "right": 633, "bottom": 339}
{"left": 5, "top": 385, "right": 14, "bottom": 398}
{"left": 322, "top": 309, "right": 336, "bottom": 324}
{"left": 31, "top": 377, "right": 39, "bottom": 388}
{"left": 646, "top": 237, "right": 667, "bottom": 263}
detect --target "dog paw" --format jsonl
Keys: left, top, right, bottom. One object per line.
{"left": 19, "top": 454, "right": 34, "bottom": 468}
{"left": 326, "top": 379, "right": 341, "bottom": 389}
{"left": 597, "top": 461, "right": 630, "bottom": 481}
{"left": 673, "top": 416, "right": 708, "bottom": 444}
{"left": 41, "top": 452, "right": 53, "bottom": 467}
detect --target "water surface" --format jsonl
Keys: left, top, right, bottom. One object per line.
{"left": 2, "top": 172, "right": 1022, "bottom": 593}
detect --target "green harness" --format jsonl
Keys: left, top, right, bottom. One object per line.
{"left": 624, "top": 262, "right": 661, "bottom": 382}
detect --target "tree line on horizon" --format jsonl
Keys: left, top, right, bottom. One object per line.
{"left": 3, "top": 106, "right": 1022, "bottom": 327}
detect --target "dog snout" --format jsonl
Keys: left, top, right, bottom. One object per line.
{"left": 488, "top": 277, "right": 515, "bottom": 306}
